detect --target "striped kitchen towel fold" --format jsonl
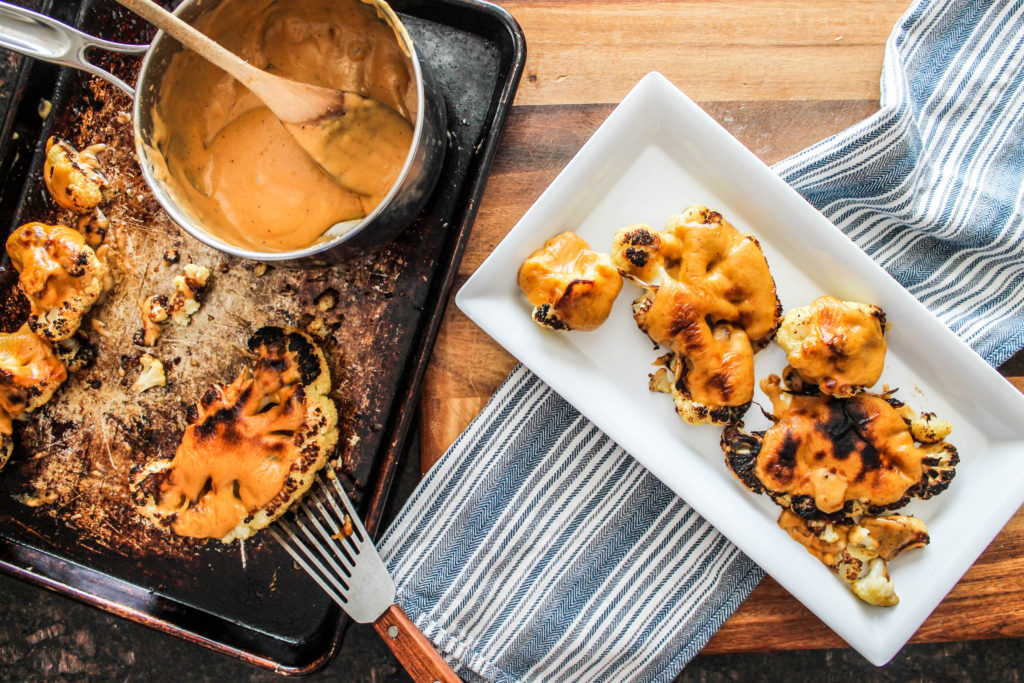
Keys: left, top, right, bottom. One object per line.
{"left": 380, "top": 366, "right": 762, "bottom": 682}
{"left": 774, "top": 0, "right": 1024, "bottom": 367}
{"left": 379, "top": 0, "right": 1024, "bottom": 681}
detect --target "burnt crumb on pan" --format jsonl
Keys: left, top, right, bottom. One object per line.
{"left": 314, "top": 288, "right": 339, "bottom": 311}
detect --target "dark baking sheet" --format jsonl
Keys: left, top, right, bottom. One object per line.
{"left": 0, "top": 0, "right": 524, "bottom": 673}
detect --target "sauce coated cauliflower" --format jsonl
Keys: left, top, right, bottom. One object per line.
{"left": 6, "top": 222, "right": 109, "bottom": 342}
{"left": 776, "top": 296, "right": 887, "bottom": 397}
{"left": 722, "top": 374, "right": 958, "bottom": 522}
{"left": 131, "top": 327, "right": 338, "bottom": 543}
{"left": 517, "top": 231, "right": 622, "bottom": 331}
{"left": 0, "top": 323, "right": 67, "bottom": 417}
{"left": 43, "top": 137, "right": 109, "bottom": 214}
{"left": 612, "top": 206, "right": 781, "bottom": 424}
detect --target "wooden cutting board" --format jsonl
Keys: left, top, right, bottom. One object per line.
{"left": 418, "top": 0, "right": 1024, "bottom": 653}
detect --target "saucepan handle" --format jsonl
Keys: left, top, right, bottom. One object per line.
{"left": 0, "top": 1, "right": 148, "bottom": 97}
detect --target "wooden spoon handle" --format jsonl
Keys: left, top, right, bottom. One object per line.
{"left": 373, "top": 604, "right": 462, "bottom": 683}
{"left": 113, "top": 0, "right": 265, "bottom": 86}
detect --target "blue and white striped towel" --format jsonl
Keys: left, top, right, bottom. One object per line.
{"left": 379, "top": 1, "right": 1024, "bottom": 680}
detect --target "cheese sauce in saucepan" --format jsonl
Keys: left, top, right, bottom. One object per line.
{"left": 150, "top": 0, "right": 416, "bottom": 252}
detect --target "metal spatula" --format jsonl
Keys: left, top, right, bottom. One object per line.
{"left": 270, "top": 472, "right": 460, "bottom": 683}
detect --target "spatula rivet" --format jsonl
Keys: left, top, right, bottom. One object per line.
{"left": 387, "top": 625, "right": 399, "bottom": 639}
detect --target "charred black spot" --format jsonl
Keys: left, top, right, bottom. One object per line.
{"left": 706, "top": 372, "right": 733, "bottom": 401}
{"left": 626, "top": 229, "right": 655, "bottom": 246}
{"left": 765, "top": 432, "right": 799, "bottom": 484}
{"left": 248, "top": 325, "right": 286, "bottom": 352}
{"left": 200, "top": 386, "right": 221, "bottom": 409}
{"left": 193, "top": 385, "right": 250, "bottom": 443}
{"left": 261, "top": 356, "right": 290, "bottom": 373}
{"left": 287, "top": 332, "right": 323, "bottom": 386}
{"left": 558, "top": 279, "right": 593, "bottom": 309}
{"left": 872, "top": 307, "right": 887, "bottom": 329}
{"left": 815, "top": 400, "right": 875, "bottom": 465}
{"left": 533, "top": 304, "right": 570, "bottom": 331}
{"left": 624, "top": 247, "right": 649, "bottom": 267}
{"left": 132, "top": 468, "right": 172, "bottom": 504}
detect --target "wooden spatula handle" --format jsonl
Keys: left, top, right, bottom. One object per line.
{"left": 373, "top": 604, "right": 462, "bottom": 683}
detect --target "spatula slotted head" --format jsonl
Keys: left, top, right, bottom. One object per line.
{"left": 271, "top": 470, "right": 395, "bottom": 623}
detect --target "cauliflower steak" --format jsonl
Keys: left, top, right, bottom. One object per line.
{"left": 132, "top": 327, "right": 338, "bottom": 543}
{"left": 722, "top": 374, "right": 958, "bottom": 522}
{"left": 517, "top": 231, "right": 623, "bottom": 331}
{"left": 776, "top": 296, "right": 887, "bottom": 397}
{"left": 6, "top": 222, "right": 109, "bottom": 341}
{"left": 612, "top": 206, "right": 781, "bottom": 424}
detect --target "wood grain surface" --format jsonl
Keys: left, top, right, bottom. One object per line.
{"left": 418, "top": 0, "right": 1024, "bottom": 654}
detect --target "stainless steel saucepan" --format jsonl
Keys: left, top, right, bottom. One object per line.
{"left": 0, "top": 0, "right": 447, "bottom": 264}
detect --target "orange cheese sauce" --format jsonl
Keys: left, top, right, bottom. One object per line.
{"left": 154, "top": 362, "right": 305, "bottom": 539}
{"left": 151, "top": 0, "right": 416, "bottom": 252}
{"left": 757, "top": 378, "right": 938, "bottom": 514}
{"left": 615, "top": 207, "right": 779, "bottom": 408}
{"left": 784, "top": 296, "right": 886, "bottom": 395}
{"left": 6, "top": 222, "right": 98, "bottom": 310}
{"left": 517, "top": 231, "right": 623, "bottom": 331}
{"left": 0, "top": 323, "right": 67, "bottom": 416}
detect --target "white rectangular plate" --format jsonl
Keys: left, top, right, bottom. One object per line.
{"left": 456, "top": 72, "right": 1024, "bottom": 666}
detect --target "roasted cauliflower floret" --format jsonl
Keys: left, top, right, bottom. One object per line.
{"left": 6, "top": 222, "right": 109, "bottom": 341}
{"left": 43, "top": 137, "right": 109, "bottom": 214}
{"left": 776, "top": 296, "right": 887, "bottom": 397}
{"left": 0, "top": 323, "right": 67, "bottom": 416}
{"left": 612, "top": 206, "right": 781, "bottom": 424}
{"left": 135, "top": 295, "right": 169, "bottom": 347}
{"left": 900, "top": 408, "right": 953, "bottom": 445}
{"left": 131, "top": 326, "right": 338, "bottom": 543}
{"left": 779, "top": 508, "right": 929, "bottom": 606}
{"left": 517, "top": 231, "right": 623, "bottom": 331}
{"left": 167, "top": 264, "right": 211, "bottom": 326}
{"left": 722, "top": 374, "right": 959, "bottom": 522}
{"left": 131, "top": 354, "right": 166, "bottom": 393}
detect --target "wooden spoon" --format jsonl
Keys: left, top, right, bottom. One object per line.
{"left": 115, "top": 0, "right": 413, "bottom": 202}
